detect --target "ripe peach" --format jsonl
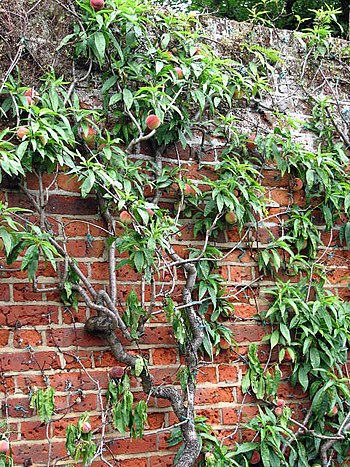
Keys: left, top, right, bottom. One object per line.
{"left": 174, "top": 67, "right": 184, "bottom": 79}
{"left": 120, "top": 210, "right": 132, "bottom": 225}
{"left": 276, "top": 399, "right": 285, "bottom": 408}
{"left": 0, "top": 439, "right": 9, "bottom": 453}
{"left": 81, "top": 421, "right": 91, "bottom": 433}
{"left": 145, "top": 114, "right": 161, "bottom": 130}
{"left": 82, "top": 127, "right": 97, "bottom": 149}
{"left": 219, "top": 338, "right": 231, "bottom": 350}
{"left": 291, "top": 178, "right": 303, "bottom": 192}
{"left": 275, "top": 406, "right": 283, "bottom": 416}
{"left": 225, "top": 211, "right": 236, "bottom": 225}
{"left": 90, "top": 0, "right": 104, "bottom": 10}
{"left": 183, "top": 183, "right": 195, "bottom": 196}
{"left": 16, "top": 127, "right": 29, "bottom": 140}
{"left": 110, "top": 366, "right": 124, "bottom": 379}
{"left": 250, "top": 450, "right": 261, "bottom": 464}
{"left": 327, "top": 406, "right": 338, "bottom": 417}
{"left": 24, "top": 88, "right": 37, "bottom": 105}
{"left": 246, "top": 134, "right": 257, "bottom": 151}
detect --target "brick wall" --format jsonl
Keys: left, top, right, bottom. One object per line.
{"left": 0, "top": 12, "right": 350, "bottom": 467}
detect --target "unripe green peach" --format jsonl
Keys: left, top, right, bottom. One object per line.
{"left": 225, "top": 211, "right": 236, "bottom": 225}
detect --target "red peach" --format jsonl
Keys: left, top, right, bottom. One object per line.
{"left": 250, "top": 450, "right": 261, "bottom": 464}
{"left": 16, "top": 127, "right": 29, "bottom": 140}
{"left": 291, "top": 178, "right": 303, "bottom": 192}
{"left": 24, "top": 88, "right": 36, "bottom": 105}
{"left": 81, "top": 421, "right": 91, "bottom": 433}
{"left": 327, "top": 406, "right": 338, "bottom": 417}
{"left": 219, "top": 338, "right": 231, "bottom": 350}
{"left": 246, "top": 134, "right": 257, "bottom": 151}
{"left": 276, "top": 399, "right": 285, "bottom": 408}
{"left": 275, "top": 406, "right": 283, "bottom": 416}
{"left": 0, "top": 439, "right": 9, "bottom": 453}
{"left": 82, "top": 127, "right": 97, "bottom": 149}
{"left": 174, "top": 67, "right": 184, "bottom": 79}
{"left": 110, "top": 366, "right": 124, "bottom": 379}
{"left": 120, "top": 210, "right": 133, "bottom": 225}
{"left": 145, "top": 114, "right": 161, "bottom": 130}
{"left": 184, "top": 183, "right": 195, "bottom": 196}
{"left": 90, "top": 0, "right": 104, "bottom": 10}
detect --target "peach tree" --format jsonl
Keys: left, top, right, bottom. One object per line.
{"left": 0, "top": 1, "right": 350, "bottom": 466}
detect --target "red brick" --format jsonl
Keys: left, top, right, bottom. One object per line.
{"left": 63, "top": 350, "right": 94, "bottom": 369}
{"left": 13, "top": 329, "right": 43, "bottom": 348}
{"left": 3, "top": 396, "right": 34, "bottom": 418}
{"left": 195, "top": 387, "right": 233, "bottom": 404}
{"left": 222, "top": 405, "right": 259, "bottom": 424}
{"left": 0, "top": 375, "right": 15, "bottom": 395}
{"left": 147, "top": 412, "right": 166, "bottom": 430}
{"left": 269, "top": 188, "right": 291, "bottom": 206}
{"left": 56, "top": 173, "right": 82, "bottom": 192}
{"left": 108, "top": 435, "right": 158, "bottom": 455}
{"left": 47, "top": 327, "right": 103, "bottom": 348}
{"left": 25, "top": 173, "right": 55, "bottom": 190}
{"left": 233, "top": 304, "right": 257, "bottom": 318}
{"left": 218, "top": 365, "right": 238, "bottom": 383}
{"left": 140, "top": 326, "right": 176, "bottom": 345}
{"left": 19, "top": 420, "right": 47, "bottom": 440}
{"left": 152, "top": 348, "right": 177, "bottom": 365}
{"left": 66, "top": 239, "right": 105, "bottom": 258}
{"left": 234, "top": 323, "right": 268, "bottom": 343}
{"left": 47, "top": 195, "right": 98, "bottom": 215}
{"left": 0, "top": 305, "right": 59, "bottom": 326}
{"left": 0, "top": 283, "right": 10, "bottom": 301}
{"left": 196, "top": 407, "right": 221, "bottom": 424}
{"left": 118, "top": 458, "right": 148, "bottom": 467}
{"left": 13, "top": 283, "right": 43, "bottom": 301}
{"left": 261, "top": 170, "right": 290, "bottom": 187}
{"left": 61, "top": 306, "right": 89, "bottom": 324}
{"left": 0, "top": 351, "right": 60, "bottom": 372}
{"left": 63, "top": 220, "right": 88, "bottom": 237}
{"left": 197, "top": 366, "right": 217, "bottom": 384}
{"left": 230, "top": 265, "right": 253, "bottom": 282}
{"left": 0, "top": 329, "right": 9, "bottom": 346}
{"left": 12, "top": 440, "right": 67, "bottom": 464}
{"left": 150, "top": 454, "right": 175, "bottom": 466}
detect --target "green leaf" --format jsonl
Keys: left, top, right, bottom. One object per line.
{"left": 123, "top": 88, "right": 134, "bottom": 111}
{"left": 134, "top": 250, "right": 144, "bottom": 273}
{"left": 270, "top": 330, "right": 279, "bottom": 349}
{"left": 94, "top": 32, "right": 106, "bottom": 66}
{"left": 134, "top": 356, "right": 144, "bottom": 377}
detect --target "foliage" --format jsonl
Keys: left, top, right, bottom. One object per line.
{"left": 66, "top": 413, "right": 97, "bottom": 466}
{"left": 29, "top": 387, "right": 55, "bottom": 423}
{"left": 106, "top": 373, "right": 148, "bottom": 438}
{"left": 185, "top": 0, "right": 348, "bottom": 37}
